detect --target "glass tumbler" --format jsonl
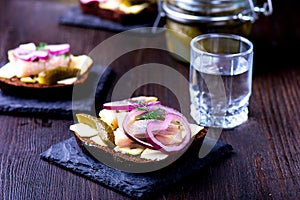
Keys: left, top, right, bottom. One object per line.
{"left": 189, "top": 33, "right": 254, "bottom": 129}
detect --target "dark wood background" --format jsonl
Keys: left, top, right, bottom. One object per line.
{"left": 0, "top": 0, "right": 300, "bottom": 199}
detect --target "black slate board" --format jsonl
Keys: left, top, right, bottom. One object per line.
{"left": 59, "top": 6, "right": 164, "bottom": 33}
{"left": 0, "top": 67, "right": 114, "bottom": 119}
{"left": 40, "top": 137, "right": 233, "bottom": 199}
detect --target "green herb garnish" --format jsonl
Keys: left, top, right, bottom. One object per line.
{"left": 134, "top": 101, "right": 166, "bottom": 120}
{"left": 175, "top": 120, "right": 182, "bottom": 130}
{"left": 36, "top": 42, "right": 48, "bottom": 50}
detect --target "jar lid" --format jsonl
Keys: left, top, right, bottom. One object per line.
{"left": 168, "top": 0, "right": 248, "bottom": 14}
{"left": 162, "top": 0, "right": 273, "bottom": 24}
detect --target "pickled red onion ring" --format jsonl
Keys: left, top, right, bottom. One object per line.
{"left": 34, "top": 50, "right": 49, "bottom": 59}
{"left": 47, "top": 44, "right": 70, "bottom": 55}
{"left": 14, "top": 48, "right": 49, "bottom": 61}
{"left": 80, "top": 0, "right": 107, "bottom": 4}
{"left": 122, "top": 109, "right": 156, "bottom": 149}
{"left": 103, "top": 99, "right": 161, "bottom": 111}
{"left": 122, "top": 104, "right": 192, "bottom": 153}
{"left": 146, "top": 113, "right": 191, "bottom": 153}
{"left": 13, "top": 43, "right": 69, "bottom": 61}
{"left": 13, "top": 48, "right": 35, "bottom": 61}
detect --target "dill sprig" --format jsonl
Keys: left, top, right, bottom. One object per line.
{"left": 36, "top": 42, "right": 47, "bottom": 50}
{"left": 134, "top": 101, "right": 166, "bottom": 120}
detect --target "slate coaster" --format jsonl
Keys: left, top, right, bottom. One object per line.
{"left": 0, "top": 67, "right": 114, "bottom": 119}
{"left": 40, "top": 137, "right": 233, "bottom": 199}
{"left": 59, "top": 6, "right": 164, "bottom": 33}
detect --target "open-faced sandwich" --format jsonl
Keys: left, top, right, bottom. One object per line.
{"left": 70, "top": 96, "right": 206, "bottom": 173}
{"left": 80, "top": 0, "right": 158, "bottom": 25}
{"left": 0, "top": 42, "right": 93, "bottom": 99}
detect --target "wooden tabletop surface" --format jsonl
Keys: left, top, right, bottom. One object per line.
{"left": 1, "top": 0, "right": 300, "bottom": 199}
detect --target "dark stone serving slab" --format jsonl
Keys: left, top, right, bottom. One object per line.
{"left": 41, "top": 137, "right": 234, "bottom": 199}
{"left": 59, "top": 6, "right": 164, "bottom": 33}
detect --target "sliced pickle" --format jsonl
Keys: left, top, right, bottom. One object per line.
{"left": 38, "top": 67, "right": 80, "bottom": 85}
{"left": 76, "top": 113, "right": 115, "bottom": 147}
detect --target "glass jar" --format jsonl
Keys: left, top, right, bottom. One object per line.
{"left": 160, "top": 0, "right": 273, "bottom": 62}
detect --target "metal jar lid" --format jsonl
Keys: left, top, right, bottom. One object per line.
{"left": 160, "top": 0, "right": 273, "bottom": 25}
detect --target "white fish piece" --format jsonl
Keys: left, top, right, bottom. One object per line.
{"left": 7, "top": 50, "right": 70, "bottom": 78}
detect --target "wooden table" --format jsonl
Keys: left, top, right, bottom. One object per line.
{"left": 0, "top": 0, "right": 299, "bottom": 199}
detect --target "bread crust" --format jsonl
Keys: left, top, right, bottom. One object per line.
{"left": 72, "top": 128, "right": 207, "bottom": 173}
{"left": 0, "top": 73, "right": 87, "bottom": 99}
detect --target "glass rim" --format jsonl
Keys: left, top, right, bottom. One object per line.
{"left": 190, "top": 33, "right": 253, "bottom": 58}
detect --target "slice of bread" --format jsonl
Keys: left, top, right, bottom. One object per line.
{"left": 71, "top": 121, "right": 207, "bottom": 173}
{"left": 0, "top": 55, "right": 92, "bottom": 99}
{"left": 0, "top": 73, "right": 88, "bottom": 99}
{"left": 80, "top": 0, "right": 158, "bottom": 25}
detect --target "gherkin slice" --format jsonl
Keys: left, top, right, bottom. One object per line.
{"left": 38, "top": 67, "right": 80, "bottom": 85}
{"left": 76, "top": 113, "right": 115, "bottom": 147}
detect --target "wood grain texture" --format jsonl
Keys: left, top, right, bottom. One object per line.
{"left": 1, "top": 0, "right": 300, "bottom": 199}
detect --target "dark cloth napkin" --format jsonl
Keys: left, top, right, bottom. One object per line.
{"left": 0, "top": 67, "right": 114, "bottom": 119}
{"left": 59, "top": 6, "right": 163, "bottom": 33}
{"left": 40, "top": 137, "right": 233, "bottom": 199}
